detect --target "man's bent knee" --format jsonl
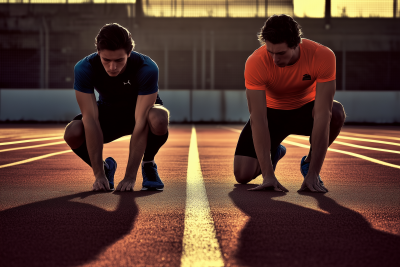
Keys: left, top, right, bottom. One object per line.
{"left": 234, "top": 155, "right": 260, "bottom": 184}
{"left": 332, "top": 101, "right": 346, "bottom": 128}
{"left": 234, "top": 168, "right": 253, "bottom": 184}
{"left": 64, "top": 120, "right": 85, "bottom": 149}
{"left": 148, "top": 105, "right": 169, "bottom": 135}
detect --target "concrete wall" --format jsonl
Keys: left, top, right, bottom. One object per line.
{"left": 1, "top": 89, "right": 399, "bottom": 123}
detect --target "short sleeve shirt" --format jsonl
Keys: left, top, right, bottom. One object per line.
{"left": 245, "top": 39, "right": 336, "bottom": 110}
{"left": 73, "top": 51, "right": 159, "bottom": 104}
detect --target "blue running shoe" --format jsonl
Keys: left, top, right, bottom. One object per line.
{"left": 272, "top": 144, "right": 287, "bottom": 171}
{"left": 300, "top": 156, "right": 324, "bottom": 186}
{"left": 141, "top": 162, "right": 164, "bottom": 191}
{"left": 104, "top": 157, "right": 117, "bottom": 191}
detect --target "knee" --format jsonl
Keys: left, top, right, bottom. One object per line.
{"left": 148, "top": 106, "right": 169, "bottom": 135}
{"left": 234, "top": 164, "right": 253, "bottom": 184}
{"left": 331, "top": 101, "right": 346, "bottom": 128}
{"left": 64, "top": 121, "right": 84, "bottom": 148}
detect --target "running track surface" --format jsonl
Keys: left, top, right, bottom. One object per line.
{"left": 0, "top": 124, "right": 399, "bottom": 267}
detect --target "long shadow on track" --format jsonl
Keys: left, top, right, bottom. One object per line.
{"left": 0, "top": 191, "right": 159, "bottom": 267}
{"left": 230, "top": 185, "right": 400, "bottom": 267}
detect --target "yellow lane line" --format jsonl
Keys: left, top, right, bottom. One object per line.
{"left": 288, "top": 135, "right": 400, "bottom": 155}
{"left": 340, "top": 132, "right": 400, "bottom": 142}
{"left": 336, "top": 135, "right": 400, "bottom": 147}
{"left": 0, "top": 141, "right": 66, "bottom": 153}
{"left": 0, "top": 136, "right": 63, "bottom": 146}
{"left": 222, "top": 127, "right": 400, "bottom": 170}
{"left": 181, "top": 126, "right": 224, "bottom": 267}
{"left": 0, "top": 136, "right": 131, "bottom": 169}
{"left": 0, "top": 150, "right": 72, "bottom": 169}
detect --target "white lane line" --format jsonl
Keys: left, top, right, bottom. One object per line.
{"left": 222, "top": 127, "right": 400, "bottom": 170}
{"left": 0, "top": 150, "right": 72, "bottom": 169}
{"left": 181, "top": 126, "right": 224, "bottom": 267}
{"left": 288, "top": 135, "right": 400, "bottom": 155}
{"left": 0, "top": 136, "right": 63, "bottom": 146}
{"left": 340, "top": 132, "right": 400, "bottom": 142}
{"left": 336, "top": 135, "right": 400, "bottom": 147}
{"left": 0, "top": 141, "right": 66, "bottom": 153}
{"left": 0, "top": 136, "right": 131, "bottom": 169}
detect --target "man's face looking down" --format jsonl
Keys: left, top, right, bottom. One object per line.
{"left": 98, "top": 49, "right": 129, "bottom": 77}
{"left": 265, "top": 41, "right": 299, "bottom": 68}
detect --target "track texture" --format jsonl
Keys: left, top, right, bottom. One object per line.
{"left": 0, "top": 124, "right": 399, "bottom": 267}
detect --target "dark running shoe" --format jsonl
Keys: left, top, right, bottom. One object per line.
{"left": 300, "top": 156, "right": 324, "bottom": 186}
{"left": 104, "top": 157, "right": 117, "bottom": 191}
{"left": 272, "top": 144, "right": 287, "bottom": 171}
{"left": 141, "top": 162, "right": 164, "bottom": 191}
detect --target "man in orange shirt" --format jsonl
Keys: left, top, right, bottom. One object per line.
{"left": 234, "top": 14, "right": 346, "bottom": 193}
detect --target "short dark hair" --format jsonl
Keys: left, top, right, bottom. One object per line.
{"left": 95, "top": 23, "right": 135, "bottom": 54}
{"left": 258, "top": 14, "right": 303, "bottom": 49}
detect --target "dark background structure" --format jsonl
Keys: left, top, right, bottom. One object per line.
{"left": 1, "top": 0, "right": 399, "bottom": 91}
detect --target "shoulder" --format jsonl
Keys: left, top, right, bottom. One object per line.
{"left": 74, "top": 53, "right": 97, "bottom": 74}
{"left": 129, "top": 51, "right": 158, "bottom": 75}
{"left": 301, "top": 39, "right": 335, "bottom": 58}
{"left": 246, "top": 45, "right": 268, "bottom": 66}
{"left": 245, "top": 45, "right": 270, "bottom": 74}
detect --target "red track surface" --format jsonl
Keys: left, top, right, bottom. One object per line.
{"left": 0, "top": 124, "right": 399, "bottom": 267}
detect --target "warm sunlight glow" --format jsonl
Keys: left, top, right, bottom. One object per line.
{"left": 1, "top": 0, "right": 397, "bottom": 18}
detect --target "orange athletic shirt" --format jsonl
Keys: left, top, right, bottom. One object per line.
{"left": 245, "top": 38, "right": 336, "bottom": 110}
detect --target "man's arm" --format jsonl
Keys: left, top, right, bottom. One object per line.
{"left": 246, "top": 89, "right": 288, "bottom": 192}
{"left": 116, "top": 92, "right": 157, "bottom": 191}
{"left": 75, "top": 90, "right": 110, "bottom": 191}
{"left": 299, "top": 80, "right": 336, "bottom": 192}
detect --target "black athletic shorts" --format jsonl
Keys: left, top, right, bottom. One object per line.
{"left": 235, "top": 101, "right": 315, "bottom": 159}
{"left": 72, "top": 97, "right": 163, "bottom": 144}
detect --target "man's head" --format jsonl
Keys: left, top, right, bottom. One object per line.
{"left": 95, "top": 23, "right": 135, "bottom": 77}
{"left": 258, "top": 15, "right": 303, "bottom": 67}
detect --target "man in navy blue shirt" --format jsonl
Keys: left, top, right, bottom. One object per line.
{"left": 64, "top": 23, "right": 169, "bottom": 192}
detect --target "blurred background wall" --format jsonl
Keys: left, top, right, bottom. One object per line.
{"left": 0, "top": 0, "right": 399, "bottom": 122}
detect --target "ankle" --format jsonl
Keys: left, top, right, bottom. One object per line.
{"left": 142, "top": 160, "right": 155, "bottom": 167}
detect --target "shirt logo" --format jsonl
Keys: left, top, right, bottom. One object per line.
{"left": 123, "top": 80, "right": 131, "bottom": 85}
{"left": 302, "top": 74, "right": 311, "bottom": 81}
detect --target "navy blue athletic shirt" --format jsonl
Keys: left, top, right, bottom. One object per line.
{"left": 74, "top": 51, "right": 162, "bottom": 106}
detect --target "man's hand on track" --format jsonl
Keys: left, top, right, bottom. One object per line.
{"left": 298, "top": 174, "right": 328, "bottom": 193}
{"left": 92, "top": 176, "right": 111, "bottom": 191}
{"left": 116, "top": 179, "right": 136, "bottom": 191}
{"left": 248, "top": 176, "right": 289, "bottom": 192}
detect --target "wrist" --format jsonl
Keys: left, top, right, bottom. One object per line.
{"left": 123, "top": 175, "right": 136, "bottom": 181}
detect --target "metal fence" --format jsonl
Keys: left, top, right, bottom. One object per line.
{"left": 1, "top": 0, "right": 399, "bottom": 18}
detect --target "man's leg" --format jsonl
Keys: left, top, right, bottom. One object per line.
{"left": 64, "top": 118, "right": 92, "bottom": 166}
{"left": 303, "top": 100, "right": 346, "bottom": 163}
{"left": 141, "top": 105, "right": 169, "bottom": 191}
{"left": 234, "top": 119, "right": 288, "bottom": 184}
{"left": 142, "top": 105, "right": 169, "bottom": 163}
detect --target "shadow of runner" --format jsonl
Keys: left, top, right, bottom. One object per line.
{"left": 229, "top": 184, "right": 400, "bottom": 267}
{"left": 0, "top": 191, "right": 160, "bottom": 267}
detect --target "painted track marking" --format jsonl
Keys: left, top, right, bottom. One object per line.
{"left": 181, "top": 126, "right": 224, "bottom": 267}
{"left": 336, "top": 135, "right": 400, "bottom": 147}
{"left": 0, "top": 136, "right": 131, "bottom": 169}
{"left": 0, "top": 141, "right": 66, "bottom": 153}
{"left": 288, "top": 135, "right": 400, "bottom": 154}
{"left": 340, "top": 132, "right": 400, "bottom": 142}
{"left": 0, "top": 136, "right": 63, "bottom": 146}
{"left": 0, "top": 150, "right": 72, "bottom": 169}
{"left": 222, "top": 127, "right": 400, "bottom": 170}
